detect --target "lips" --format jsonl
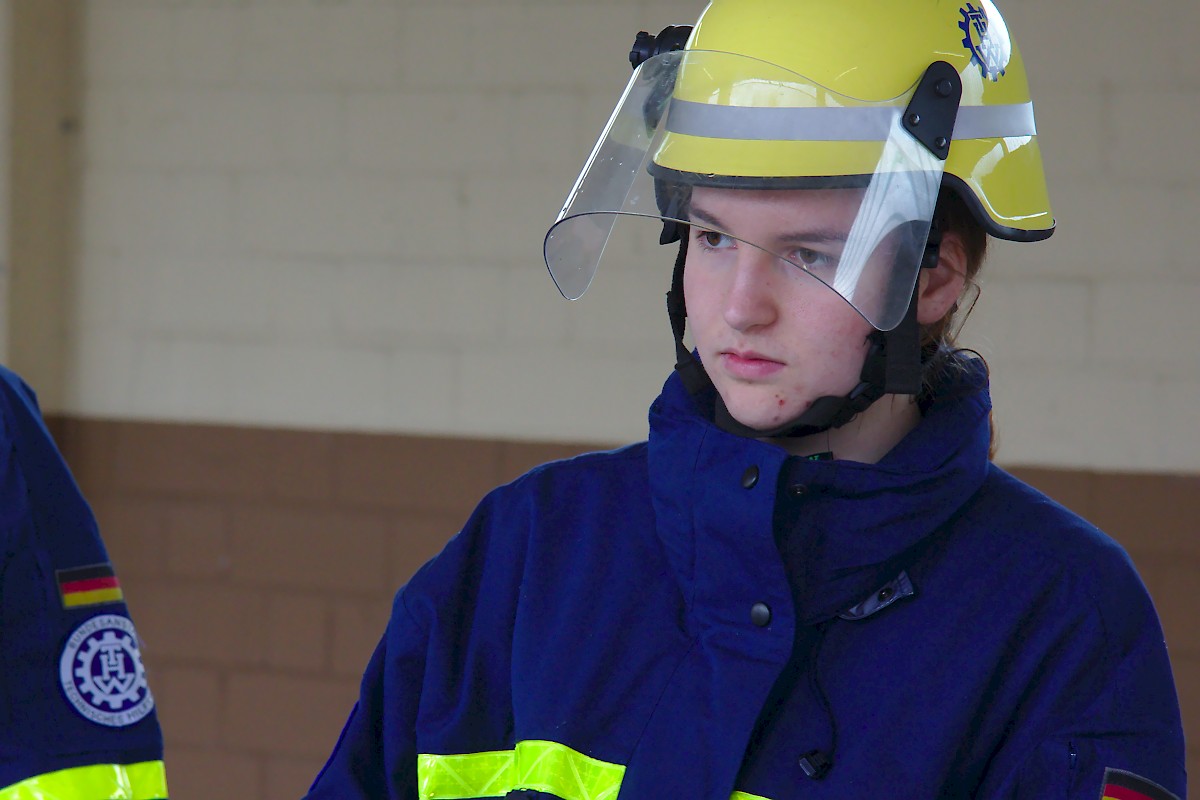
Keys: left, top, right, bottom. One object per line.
{"left": 720, "top": 349, "right": 785, "bottom": 379}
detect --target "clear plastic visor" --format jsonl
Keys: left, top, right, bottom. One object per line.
{"left": 543, "top": 50, "right": 945, "bottom": 332}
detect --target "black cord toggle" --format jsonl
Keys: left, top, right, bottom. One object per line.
{"left": 799, "top": 750, "right": 833, "bottom": 780}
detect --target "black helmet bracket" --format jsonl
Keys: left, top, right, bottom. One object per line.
{"left": 629, "top": 25, "right": 693, "bottom": 70}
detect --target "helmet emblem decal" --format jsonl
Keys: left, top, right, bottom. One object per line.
{"left": 959, "top": 3, "right": 1007, "bottom": 81}
{"left": 59, "top": 614, "right": 155, "bottom": 727}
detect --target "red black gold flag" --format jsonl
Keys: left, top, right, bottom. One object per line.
{"left": 57, "top": 563, "right": 124, "bottom": 610}
{"left": 1100, "top": 768, "right": 1180, "bottom": 800}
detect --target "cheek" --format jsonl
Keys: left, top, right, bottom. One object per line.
{"left": 793, "top": 308, "right": 874, "bottom": 386}
{"left": 682, "top": 263, "right": 717, "bottom": 334}
{"left": 829, "top": 316, "right": 873, "bottom": 361}
{"left": 831, "top": 320, "right": 872, "bottom": 357}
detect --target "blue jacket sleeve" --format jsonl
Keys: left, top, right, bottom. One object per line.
{"left": 0, "top": 365, "right": 167, "bottom": 797}
{"left": 976, "top": 542, "right": 1186, "bottom": 799}
{"left": 304, "top": 594, "right": 426, "bottom": 799}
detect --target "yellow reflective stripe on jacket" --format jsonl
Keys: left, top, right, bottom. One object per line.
{"left": 0, "top": 760, "right": 168, "bottom": 800}
{"left": 419, "top": 740, "right": 622, "bottom": 800}
{"left": 418, "top": 740, "right": 774, "bottom": 800}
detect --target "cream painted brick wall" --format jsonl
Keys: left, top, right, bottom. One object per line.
{"left": 66, "top": 0, "right": 1200, "bottom": 472}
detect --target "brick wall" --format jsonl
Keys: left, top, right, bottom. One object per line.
{"left": 3, "top": 0, "right": 1193, "bottom": 473}
{"left": 50, "top": 416, "right": 592, "bottom": 799}
{"left": 7, "top": 1, "right": 1198, "bottom": 796}
{"left": 49, "top": 417, "right": 1199, "bottom": 800}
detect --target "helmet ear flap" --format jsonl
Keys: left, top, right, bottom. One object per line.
{"left": 655, "top": 181, "right": 690, "bottom": 245}
{"left": 659, "top": 219, "right": 683, "bottom": 246}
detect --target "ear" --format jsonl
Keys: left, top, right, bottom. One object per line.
{"left": 916, "top": 230, "right": 968, "bottom": 325}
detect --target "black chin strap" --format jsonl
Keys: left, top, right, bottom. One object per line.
{"left": 666, "top": 227, "right": 940, "bottom": 439}
{"left": 666, "top": 236, "right": 711, "bottom": 396}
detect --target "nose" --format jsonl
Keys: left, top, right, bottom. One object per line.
{"left": 722, "top": 247, "right": 779, "bottom": 332}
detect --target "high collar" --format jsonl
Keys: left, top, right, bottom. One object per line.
{"left": 647, "top": 358, "right": 993, "bottom": 627}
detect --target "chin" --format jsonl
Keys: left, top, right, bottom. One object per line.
{"left": 719, "top": 386, "right": 815, "bottom": 433}
{"left": 724, "top": 401, "right": 798, "bottom": 433}
{"left": 734, "top": 413, "right": 790, "bottom": 433}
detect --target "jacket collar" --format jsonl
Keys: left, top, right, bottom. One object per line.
{"left": 647, "top": 359, "right": 993, "bottom": 626}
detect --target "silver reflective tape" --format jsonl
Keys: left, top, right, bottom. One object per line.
{"left": 665, "top": 99, "right": 1036, "bottom": 142}
{"left": 952, "top": 101, "right": 1037, "bottom": 139}
{"left": 666, "top": 100, "right": 894, "bottom": 141}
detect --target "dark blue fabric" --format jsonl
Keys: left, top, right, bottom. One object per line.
{"left": 0, "top": 365, "right": 165, "bottom": 790}
{"left": 306, "top": 362, "right": 1186, "bottom": 799}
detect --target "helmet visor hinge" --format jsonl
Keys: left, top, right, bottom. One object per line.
{"left": 629, "top": 25, "right": 694, "bottom": 70}
{"left": 901, "top": 61, "right": 963, "bottom": 161}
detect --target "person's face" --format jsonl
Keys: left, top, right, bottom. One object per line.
{"left": 683, "top": 186, "right": 878, "bottom": 433}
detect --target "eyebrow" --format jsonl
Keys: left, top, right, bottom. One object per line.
{"left": 688, "top": 203, "right": 850, "bottom": 244}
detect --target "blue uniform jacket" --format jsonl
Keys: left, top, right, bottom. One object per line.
{"left": 307, "top": 362, "right": 1186, "bottom": 799}
{"left": 0, "top": 366, "right": 167, "bottom": 798}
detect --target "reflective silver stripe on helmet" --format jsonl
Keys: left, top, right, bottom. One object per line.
{"left": 951, "top": 101, "right": 1037, "bottom": 139}
{"left": 665, "top": 99, "right": 1036, "bottom": 141}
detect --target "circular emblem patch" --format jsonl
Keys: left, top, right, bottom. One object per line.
{"left": 958, "top": 2, "right": 1010, "bottom": 81}
{"left": 59, "top": 614, "right": 155, "bottom": 727}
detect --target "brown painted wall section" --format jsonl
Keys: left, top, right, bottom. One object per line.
{"left": 47, "top": 416, "right": 1199, "bottom": 800}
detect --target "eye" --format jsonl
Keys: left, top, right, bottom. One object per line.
{"left": 693, "top": 228, "right": 734, "bottom": 251}
{"left": 790, "top": 246, "right": 839, "bottom": 276}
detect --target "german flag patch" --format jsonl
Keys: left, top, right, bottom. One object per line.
{"left": 57, "top": 563, "right": 125, "bottom": 610}
{"left": 1100, "top": 768, "right": 1180, "bottom": 800}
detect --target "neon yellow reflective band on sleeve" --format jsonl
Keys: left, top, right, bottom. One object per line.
{"left": 418, "top": 748, "right": 516, "bottom": 799}
{"left": 0, "top": 760, "right": 168, "bottom": 800}
{"left": 418, "top": 740, "right": 778, "bottom": 800}
{"left": 418, "top": 740, "right": 623, "bottom": 800}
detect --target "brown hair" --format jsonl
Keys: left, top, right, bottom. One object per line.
{"left": 921, "top": 189, "right": 988, "bottom": 351}
{"left": 920, "top": 188, "right": 997, "bottom": 457}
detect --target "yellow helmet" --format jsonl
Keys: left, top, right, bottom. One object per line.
{"left": 545, "top": 0, "right": 1053, "bottom": 330}
{"left": 663, "top": 0, "right": 1053, "bottom": 241}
